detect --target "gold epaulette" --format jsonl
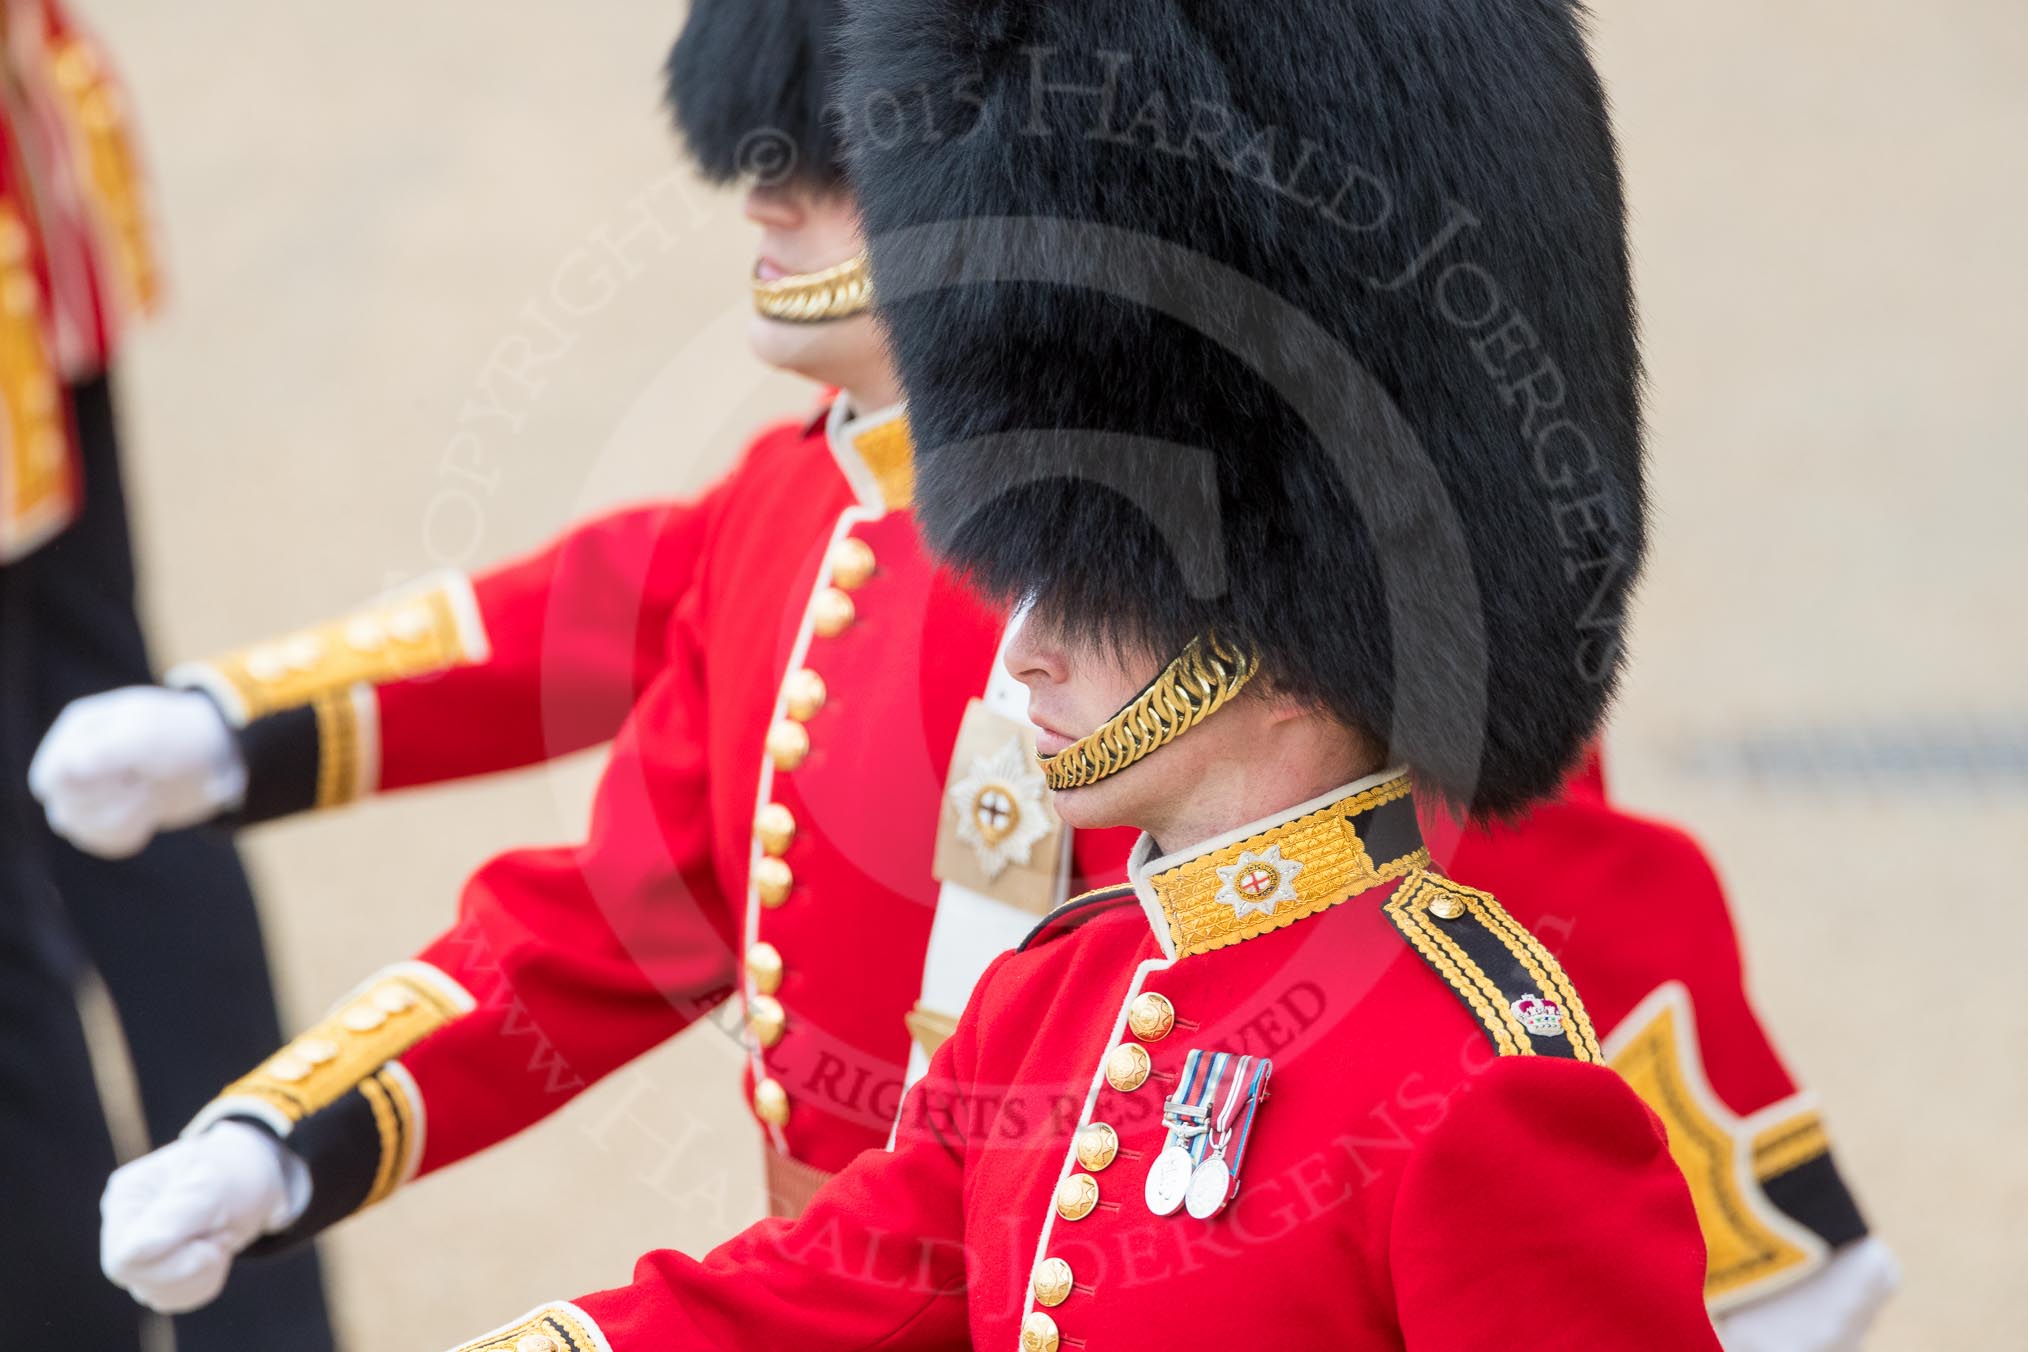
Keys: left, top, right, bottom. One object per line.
{"left": 1382, "top": 870, "right": 1603, "bottom": 1062}
{"left": 166, "top": 570, "right": 489, "bottom": 726}
{"left": 196, "top": 963, "right": 474, "bottom": 1208}
{"left": 446, "top": 1302, "right": 612, "bottom": 1352}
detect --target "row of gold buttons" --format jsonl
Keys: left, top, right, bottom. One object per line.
{"left": 1025, "top": 991, "right": 1178, "bottom": 1351}
{"left": 263, "top": 981, "right": 420, "bottom": 1085}
{"left": 749, "top": 533, "right": 879, "bottom": 1131}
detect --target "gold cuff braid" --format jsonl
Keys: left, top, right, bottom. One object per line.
{"left": 446, "top": 1303, "right": 609, "bottom": 1352}
{"left": 752, "top": 253, "right": 872, "bottom": 323}
{"left": 1037, "top": 633, "right": 1259, "bottom": 790}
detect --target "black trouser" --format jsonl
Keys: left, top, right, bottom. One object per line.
{"left": 0, "top": 375, "right": 334, "bottom": 1351}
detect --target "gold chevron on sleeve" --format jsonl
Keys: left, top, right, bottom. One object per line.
{"left": 1604, "top": 982, "right": 1822, "bottom": 1307}
{"left": 166, "top": 570, "right": 490, "bottom": 725}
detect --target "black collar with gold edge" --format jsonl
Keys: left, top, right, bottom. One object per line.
{"left": 1132, "top": 771, "right": 1428, "bottom": 959}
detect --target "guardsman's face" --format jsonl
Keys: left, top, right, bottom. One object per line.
{"left": 743, "top": 182, "right": 894, "bottom": 402}
{"left": 1007, "top": 611, "right": 1278, "bottom": 840}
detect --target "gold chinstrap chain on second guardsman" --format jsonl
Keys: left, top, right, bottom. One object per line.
{"left": 1036, "top": 633, "right": 1259, "bottom": 791}
{"left": 751, "top": 253, "right": 872, "bottom": 324}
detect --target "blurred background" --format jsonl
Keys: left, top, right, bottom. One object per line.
{"left": 62, "top": 0, "right": 2027, "bottom": 1345}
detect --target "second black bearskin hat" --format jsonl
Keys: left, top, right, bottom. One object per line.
{"left": 664, "top": 0, "right": 844, "bottom": 189}
{"left": 840, "top": 0, "right": 1646, "bottom": 815}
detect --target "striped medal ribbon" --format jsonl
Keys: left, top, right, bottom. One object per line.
{"left": 1185, "top": 1055, "right": 1273, "bottom": 1220}
{"left": 1145, "top": 1049, "right": 1225, "bottom": 1216}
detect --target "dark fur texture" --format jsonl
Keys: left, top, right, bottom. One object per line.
{"left": 840, "top": 0, "right": 1644, "bottom": 815}
{"left": 664, "top": 0, "right": 845, "bottom": 188}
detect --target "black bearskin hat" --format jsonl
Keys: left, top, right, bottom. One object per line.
{"left": 665, "top": 0, "right": 845, "bottom": 189}
{"left": 840, "top": 0, "right": 1645, "bottom": 816}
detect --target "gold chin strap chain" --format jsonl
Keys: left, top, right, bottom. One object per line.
{"left": 1038, "top": 633, "right": 1260, "bottom": 791}
{"left": 751, "top": 253, "right": 873, "bottom": 323}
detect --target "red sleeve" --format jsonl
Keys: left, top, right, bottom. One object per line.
{"left": 1391, "top": 1057, "right": 1719, "bottom": 1349}
{"left": 568, "top": 961, "right": 993, "bottom": 1350}
{"left": 376, "top": 493, "right": 723, "bottom": 791}
{"left": 399, "top": 599, "right": 738, "bottom": 1174}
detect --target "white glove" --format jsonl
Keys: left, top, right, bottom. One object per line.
{"left": 28, "top": 686, "right": 246, "bottom": 858}
{"left": 1717, "top": 1236, "right": 1901, "bottom": 1352}
{"left": 100, "top": 1121, "right": 312, "bottom": 1315}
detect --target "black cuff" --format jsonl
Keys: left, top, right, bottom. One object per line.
{"left": 1763, "top": 1147, "right": 1869, "bottom": 1251}
{"left": 231, "top": 703, "right": 322, "bottom": 825}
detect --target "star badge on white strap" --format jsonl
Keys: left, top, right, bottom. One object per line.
{"left": 1214, "top": 844, "right": 1305, "bottom": 919}
{"left": 947, "top": 736, "right": 1052, "bottom": 880}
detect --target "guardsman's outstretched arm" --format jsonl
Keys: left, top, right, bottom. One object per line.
{"left": 101, "top": 641, "right": 739, "bottom": 1311}
{"left": 32, "top": 490, "right": 725, "bottom": 857}
{"left": 443, "top": 961, "right": 996, "bottom": 1352}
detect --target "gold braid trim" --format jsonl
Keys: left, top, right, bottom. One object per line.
{"left": 448, "top": 1303, "right": 612, "bottom": 1352}
{"left": 1384, "top": 872, "right": 1522, "bottom": 1057}
{"left": 209, "top": 964, "right": 471, "bottom": 1129}
{"left": 1465, "top": 882, "right": 1604, "bottom": 1062}
{"left": 1039, "top": 633, "right": 1259, "bottom": 790}
{"left": 357, "top": 1072, "right": 409, "bottom": 1210}
{"left": 167, "top": 570, "right": 488, "bottom": 725}
{"left": 1751, "top": 1108, "right": 1831, "bottom": 1182}
{"left": 1145, "top": 777, "right": 1426, "bottom": 958}
{"left": 50, "top": 36, "right": 161, "bottom": 315}
{"left": 311, "top": 687, "right": 363, "bottom": 809}
{"left": 752, "top": 253, "right": 872, "bottom": 324}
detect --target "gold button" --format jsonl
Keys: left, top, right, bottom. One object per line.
{"left": 344, "top": 616, "right": 386, "bottom": 651}
{"left": 372, "top": 985, "right": 416, "bottom": 1014}
{"left": 755, "top": 803, "right": 797, "bottom": 856}
{"left": 753, "top": 1077, "right": 791, "bottom": 1127}
{"left": 516, "top": 1336, "right": 557, "bottom": 1352}
{"left": 1105, "top": 1042, "right": 1151, "bottom": 1092}
{"left": 1430, "top": 894, "right": 1465, "bottom": 921}
{"left": 282, "top": 634, "right": 326, "bottom": 671}
{"left": 341, "top": 1004, "right": 387, "bottom": 1033}
{"left": 829, "top": 537, "right": 877, "bottom": 590}
{"left": 766, "top": 719, "right": 810, "bottom": 772}
{"left": 746, "top": 941, "right": 784, "bottom": 995}
{"left": 1019, "top": 1311, "right": 1061, "bottom": 1352}
{"left": 1032, "top": 1257, "right": 1074, "bottom": 1308}
{"left": 296, "top": 1038, "right": 339, "bottom": 1066}
{"left": 782, "top": 668, "right": 827, "bottom": 722}
{"left": 267, "top": 1054, "right": 311, "bottom": 1083}
{"left": 811, "top": 587, "right": 855, "bottom": 637}
{"left": 1074, "top": 1122, "right": 1119, "bottom": 1172}
{"left": 753, "top": 856, "right": 794, "bottom": 907}
{"left": 1053, "top": 1172, "right": 1099, "bottom": 1221}
{"left": 1127, "top": 991, "right": 1175, "bottom": 1042}
{"left": 387, "top": 604, "right": 433, "bottom": 643}
{"left": 748, "top": 994, "right": 787, "bottom": 1048}
{"left": 243, "top": 647, "right": 288, "bottom": 683}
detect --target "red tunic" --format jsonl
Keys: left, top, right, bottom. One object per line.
{"left": 189, "top": 403, "right": 1865, "bottom": 1318}
{"left": 449, "top": 776, "right": 1720, "bottom": 1352}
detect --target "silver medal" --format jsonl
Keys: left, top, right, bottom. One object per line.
{"left": 1184, "top": 1153, "right": 1234, "bottom": 1220}
{"left": 1144, "top": 1144, "right": 1196, "bottom": 1216}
